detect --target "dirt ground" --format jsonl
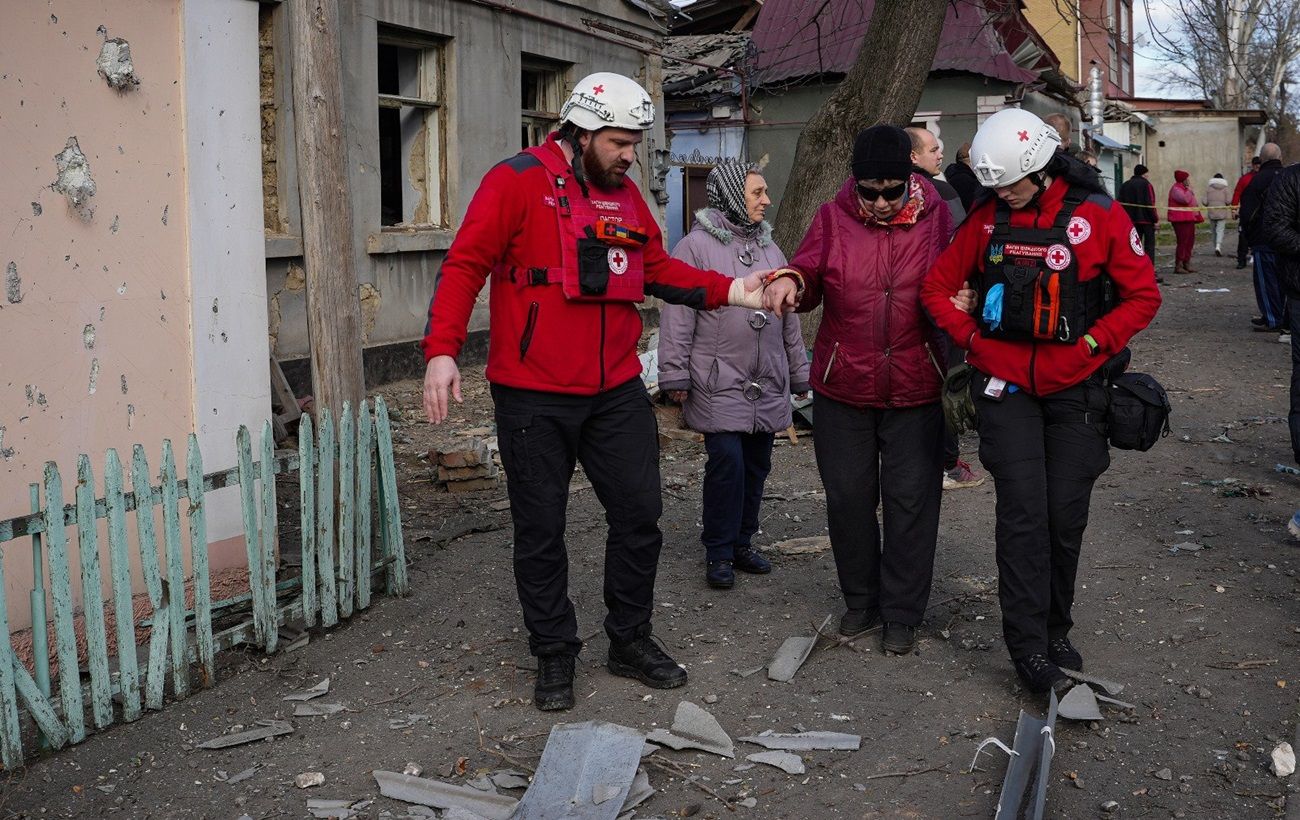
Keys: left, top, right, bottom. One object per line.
{"left": 4, "top": 237, "right": 1300, "bottom": 819}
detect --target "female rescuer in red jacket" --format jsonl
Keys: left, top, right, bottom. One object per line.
{"left": 920, "top": 108, "right": 1161, "bottom": 696}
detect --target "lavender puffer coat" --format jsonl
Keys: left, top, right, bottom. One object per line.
{"left": 658, "top": 209, "right": 811, "bottom": 434}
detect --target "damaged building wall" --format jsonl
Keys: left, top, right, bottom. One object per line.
{"left": 262, "top": 0, "right": 664, "bottom": 366}
{"left": 0, "top": 2, "right": 269, "bottom": 632}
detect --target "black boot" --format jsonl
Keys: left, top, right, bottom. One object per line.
{"left": 1047, "top": 636, "right": 1083, "bottom": 671}
{"left": 705, "top": 560, "right": 735, "bottom": 589}
{"left": 881, "top": 622, "right": 917, "bottom": 655}
{"left": 608, "top": 634, "right": 688, "bottom": 689}
{"left": 838, "top": 608, "right": 881, "bottom": 638}
{"left": 533, "top": 654, "right": 576, "bottom": 711}
{"left": 1013, "top": 653, "right": 1070, "bottom": 695}
{"left": 733, "top": 548, "right": 772, "bottom": 574}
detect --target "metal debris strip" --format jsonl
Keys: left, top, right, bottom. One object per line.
{"left": 1061, "top": 668, "right": 1125, "bottom": 695}
{"left": 646, "top": 702, "right": 735, "bottom": 758}
{"left": 195, "top": 719, "right": 294, "bottom": 750}
{"left": 622, "top": 767, "right": 655, "bottom": 812}
{"left": 293, "top": 702, "right": 347, "bottom": 717}
{"left": 768, "top": 615, "right": 832, "bottom": 682}
{"left": 1058, "top": 685, "right": 1104, "bottom": 721}
{"left": 510, "top": 720, "right": 646, "bottom": 819}
{"left": 372, "top": 770, "right": 519, "bottom": 820}
{"left": 284, "top": 678, "right": 331, "bottom": 701}
{"left": 979, "top": 690, "right": 1059, "bottom": 820}
{"left": 746, "top": 750, "right": 806, "bottom": 774}
{"left": 738, "top": 730, "right": 861, "bottom": 751}
{"left": 489, "top": 770, "right": 532, "bottom": 790}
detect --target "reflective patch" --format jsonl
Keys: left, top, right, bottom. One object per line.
{"left": 608, "top": 247, "right": 629, "bottom": 275}
{"left": 1130, "top": 227, "right": 1145, "bottom": 256}
{"left": 1045, "top": 244, "right": 1072, "bottom": 271}
{"left": 1067, "top": 216, "right": 1092, "bottom": 245}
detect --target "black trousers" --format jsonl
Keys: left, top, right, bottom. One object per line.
{"left": 813, "top": 393, "right": 944, "bottom": 625}
{"left": 971, "top": 373, "right": 1110, "bottom": 659}
{"left": 1288, "top": 297, "right": 1300, "bottom": 464}
{"left": 1237, "top": 223, "right": 1250, "bottom": 267}
{"left": 492, "top": 378, "right": 663, "bottom": 657}
{"left": 1137, "top": 223, "right": 1156, "bottom": 263}
{"left": 701, "top": 432, "right": 774, "bottom": 562}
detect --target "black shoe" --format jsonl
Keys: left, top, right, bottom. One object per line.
{"left": 1251, "top": 316, "right": 1267, "bottom": 326}
{"left": 1048, "top": 637, "right": 1083, "bottom": 671}
{"left": 733, "top": 548, "right": 772, "bottom": 574}
{"left": 1236, "top": 264, "right": 1247, "bottom": 270}
{"left": 533, "top": 654, "right": 575, "bottom": 711}
{"left": 705, "top": 560, "right": 735, "bottom": 589}
{"left": 608, "top": 635, "right": 688, "bottom": 689}
{"left": 881, "top": 622, "right": 917, "bottom": 655}
{"left": 1013, "top": 653, "right": 1071, "bottom": 695}
{"left": 838, "top": 608, "right": 881, "bottom": 638}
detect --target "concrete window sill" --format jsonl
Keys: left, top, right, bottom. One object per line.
{"left": 265, "top": 235, "right": 304, "bottom": 259}
{"left": 367, "top": 227, "right": 455, "bottom": 255}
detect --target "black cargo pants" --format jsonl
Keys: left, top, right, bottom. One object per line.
{"left": 492, "top": 377, "right": 663, "bottom": 658}
{"left": 971, "top": 372, "right": 1110, "bottom": 660}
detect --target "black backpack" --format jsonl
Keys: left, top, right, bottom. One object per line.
{"left": 1107, "top": 371, "right": 1171, "bottom": 451}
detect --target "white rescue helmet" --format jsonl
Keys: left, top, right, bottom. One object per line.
{"left": 560, "top": 72, "right": 656, "bottom": 132}
{"left": 969, "top": 108, "right": 1061, "bottom": 188}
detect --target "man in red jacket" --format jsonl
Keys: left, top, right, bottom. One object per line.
{"left": 422, "top": 72, "right": 799, "bottom": 711}
{"left": 922, "top": 108, "right": 1161, "bottom": 695}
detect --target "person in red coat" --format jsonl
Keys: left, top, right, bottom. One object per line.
{"left": 1168, "top": 169, "right": 1205, "bottom": 273}
{"left": 421, "top": 72, "right": 799, "bottom": 712}
{"left": 1232, "top": 156, "right": 1262, "bottom": 269}
{"left": 921, "top": 109, "right": 1161, "bottom": 695}
{"left": 782, "top": 125, "right": 962, "bottom": 656}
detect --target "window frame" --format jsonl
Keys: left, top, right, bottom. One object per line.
{"left": 376, "top": 29, "right": 449, "bottom": 230}
{"left": 520, "top": 57, "right": 569, "bottom": 149}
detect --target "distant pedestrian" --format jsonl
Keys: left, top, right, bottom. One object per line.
{"left": 1262, "top": 160, "right": 1300, "bottom": 464}
{"left": 1168, "top": 170, "right": 1203, "bottom": 274}
{"left": 1205, "top": 173, "right": 1232, "bottom": 256}
{"left": 907, "top": 126, "right": 966, "bottom": 230}
{"left": 945, "top": 142, "right": 981, "bottom": 212}
{"left": 1043, "top": 113, "right": 1072, "bottom": 154}
{"left": 658, "top": 162, "right": 810, "bottom": 591}
{"left": 1233, "top": 156, "right": 1262, "bottom": 269}
{"left": 1241, "top": 143, "right": 1288, "bottom": 334}
{"left": 1119, "top": 164, "right": 1159, "bottom": 262}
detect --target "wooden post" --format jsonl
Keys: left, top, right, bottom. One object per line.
{"left": 289, "top": 0, "right": 364, "bottom": 417}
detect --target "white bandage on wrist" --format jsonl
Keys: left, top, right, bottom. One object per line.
{"left": 728, "top": 278, "right": 765, "bottom": 310}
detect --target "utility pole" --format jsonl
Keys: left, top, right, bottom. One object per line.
{"left": 289, "top": 0, "right": 364, "bottom": 417}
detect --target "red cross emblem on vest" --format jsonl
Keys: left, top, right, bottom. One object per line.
{"left": 1067, "top": 216, "right": 1092, "bottom": 244}
{"left": 608, "top": 247, "right": 629, "bottom": 275}
{"left": 593, "top": 84, "right": 605, "bottom": 95}
{"left": 1018, "top": 130, "right": 1029, "bottom": 141}
{"left": 1045, "top": 243, "right": 1071, "bottom": 271}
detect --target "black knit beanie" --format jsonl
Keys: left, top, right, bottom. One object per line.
{"left": 851, "top": 125, "right": 913, "bottom": 181}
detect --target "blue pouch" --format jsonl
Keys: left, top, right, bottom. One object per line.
{"left": 982, "top": 283, "right": 1004, "bottom": 332}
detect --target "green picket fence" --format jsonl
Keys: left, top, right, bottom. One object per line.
{"left": 0, "top": 397, "right": 406, "bottom": 768}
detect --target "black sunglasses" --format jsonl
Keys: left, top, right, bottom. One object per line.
{"left": 856, "top": 181, "right": 908, "bottom": 202}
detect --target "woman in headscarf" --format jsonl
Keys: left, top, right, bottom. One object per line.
{"left": 657, "top": 161, "right": 810, "bottom": 591}
{"left": 1168, "top": 169, "right": 1204, "bottom": 273}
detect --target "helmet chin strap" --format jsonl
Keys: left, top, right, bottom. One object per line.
{"left": 1026, "top": 171, "right": 1049, "bottom": 207}
{"left": 566, "top": 132, "right": 591, "bottom": 199}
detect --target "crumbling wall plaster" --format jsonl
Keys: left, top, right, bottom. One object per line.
{"left": 95, "top": 31, "right": 141, "bottom": 90}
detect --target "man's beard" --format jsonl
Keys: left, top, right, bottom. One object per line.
{"left": 582, "top": 149, "right": 630, "bottom": 190}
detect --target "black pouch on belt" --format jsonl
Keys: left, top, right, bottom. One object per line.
{"left": 577, "top": 226, "right": 610, "bottom": 296}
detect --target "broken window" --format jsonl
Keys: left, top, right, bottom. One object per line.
{"left": 521, "top": 59, "right": 567, "bottom": 148}
{"left": 377, "top": 31, "right": 447, "bottom": 227}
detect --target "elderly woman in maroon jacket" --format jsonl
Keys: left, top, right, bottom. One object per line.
{"left": 658, "top": 161, "right": 811, "bottom": 591}
{"left": 782, "top": 125, "right": 954, "bottom": 655}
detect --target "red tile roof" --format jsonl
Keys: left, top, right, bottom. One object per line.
{"left": 751, "top": 0, "right": 1038, "bottom": 86}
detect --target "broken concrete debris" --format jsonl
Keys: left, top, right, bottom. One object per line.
{"left": 1271, "top": 741, "right": 1295, "bottom": 777}
{"left": 293, "top": 701, "right": 347, "bottom": 717}
{"left": 511, "top": 720, "right": 648, "bottom": 819}
{"left": 96, "top": 37, "right": 140, "bottom": 90}
{"left": 768, "top": 615, "right": 831, "bottom": 682}
{"left": 372, "top": 770, "right": 518, "bottom": 820}
{"left": 645, "top": 701, "right": 735, "bottom": 758}
{"left": 295, "top": 771, "right": 326, "bottom": 789}
{"left": 745, "top": 751, "right": 806, "bottom": 775}
{"left": 769, "top": 535, "right": 831, "bottom": 556}
{"left": 306, "top": 798, "right": 371, "bottom": 819}
{"left": 195, "top": 720, "right": 294, "bottom": 750}
{"left": 52, "top": 136, "right": 96, "bottom": 217}
{"left": 1061, "top": 667, "right": 1125, "bottom": 695}
{"left": 737, "top": 730, "right": 861, "bottom": 751}
{"left": 284, "top": 677, "right": 331, "bottom": 701}
{"left": 1057, "top": 685, "right": 1104, "bottom": 722}
{"left": 433, "top": 439, "right": 500, "bottom": 492}
{"left": 488, "top": 770, "right": 530, "bottom": 790}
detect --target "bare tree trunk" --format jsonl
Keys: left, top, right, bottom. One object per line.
{"left": 769, "top": 0, "right": 949, "bottom": 346}
{"left": 290, "top": 0, "right": 365, "bottom": 418}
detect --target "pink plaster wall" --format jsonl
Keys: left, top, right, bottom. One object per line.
{"left": 0, "top": 5, "right": 195, "bottom": 631}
